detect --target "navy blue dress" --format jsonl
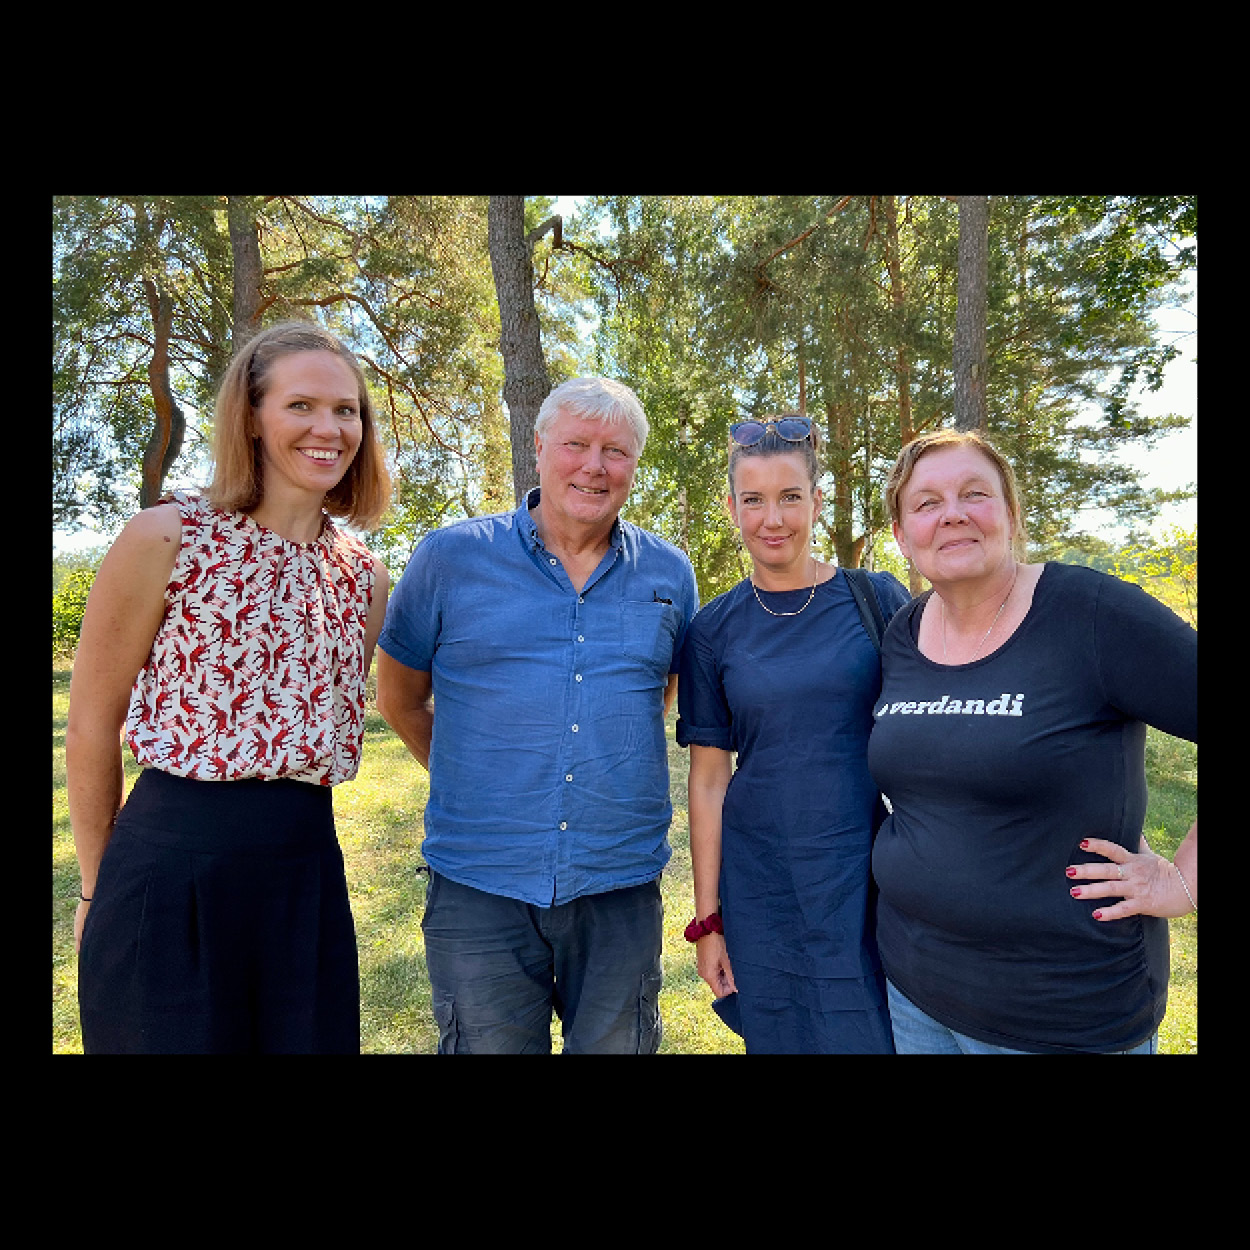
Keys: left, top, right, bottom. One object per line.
{"left": 677, "top": 569, "right": 909, "bottom": 1054}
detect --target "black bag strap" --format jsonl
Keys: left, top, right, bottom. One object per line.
{"left": 842, "top": 566, "right": 888, "bottom": 654}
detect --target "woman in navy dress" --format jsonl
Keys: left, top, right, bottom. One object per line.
{"left": 677, "top": 417, "right": 910, "bottom": 1053}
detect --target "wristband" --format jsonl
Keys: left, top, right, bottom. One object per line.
{"left": 79, "top": 893, "right": 92, "bottom": 902}
{"left": 684, "top": 913, "right": 723, "bottom": 942}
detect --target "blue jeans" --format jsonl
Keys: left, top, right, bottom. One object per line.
{"left": 887, "top": 980, "right": 1158, "bottom": 1055}
{"left": 421, "top": 872, "right": 663, "bottom": 1054}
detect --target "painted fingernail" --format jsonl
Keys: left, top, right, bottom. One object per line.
{"left": 1070, "top": 887, "right": 1081, "bottom": 897}
{"left": 1080, "top": 840, "right": 1090, "bottom": 849}
{"left": 1066, "top": 867, "right": 1077, "bottom": 877}
{"left": 1092, "top": 910, "right": 1103, "bottom": 920}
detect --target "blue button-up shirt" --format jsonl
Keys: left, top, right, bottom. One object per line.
{"left": 378, "top": 489, "right": 699, "bottom": 906}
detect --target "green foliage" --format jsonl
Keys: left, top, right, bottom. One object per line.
{"left": 55, "top": 194, "right": 1196, "bottom": 592}
{"left": 53, "top": 195, "right": 230, "bottom": 532}
{"left": 1034, "top": 196, "right": 1196, "bottom": 435}
{"left": 864, "top": 535, "right": 911, "bottom": 585}
{"left": 1111, "top": 526, "right": 1197, "bottom": 627}
{"left": 52, "top": 567, "right": 95, "bottom": 660}
{"left": 575, "top": 195, "right": 1195, "bottom": 575}
{"left": 53, "top": 546, "right": 107, "bottom": 595}
{"left": 1034, "top": 527, "right": 1197, "bottom": 629}
{"left": 53, "top": 195, "right": 522, "bottom": 549}
{"left": 1042, "top": 532, "right": 1121, "bottom": 571}
{"left": 52, "top": 548, "right": 106, "bottom": 662}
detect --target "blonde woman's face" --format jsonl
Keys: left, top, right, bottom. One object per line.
{"left": 251, "top": 351, "right": 363, "bottom": 504}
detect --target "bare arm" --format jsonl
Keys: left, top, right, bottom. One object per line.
{"left": 375, "top": 649, "right": 434, "bottom": 770}
{"left": 1174, "top": 823, "right": 1197, "bottom": 909}
{"left": 688, "top": 743, "right": 735, "bottom": 996}
{"left": 66, "top": 504, "right": 180, "bottom": 951}
{"left": 362, "top": 557, "right": 389, "bottom": 678}
{"left": 663, "top": 672, "right": 679, "bottom": 719}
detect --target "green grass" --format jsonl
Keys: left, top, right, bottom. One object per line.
{"left": 1141, "top": 729, "right": 1199, "bottom": 1055}
{"left": 52, "top": 671, "right": 1196, "bottom": 1054}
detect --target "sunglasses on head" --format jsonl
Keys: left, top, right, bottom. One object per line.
{"left": 729, "top": 418, "right": 813, "bottom": 446}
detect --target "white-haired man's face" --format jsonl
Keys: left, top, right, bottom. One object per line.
{"left": 534, "top": 408, "right": 640, "bottom": 535}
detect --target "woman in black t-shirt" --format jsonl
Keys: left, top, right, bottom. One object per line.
{"left": 867, "top": 430, "right": 1196, "bottom": 1054}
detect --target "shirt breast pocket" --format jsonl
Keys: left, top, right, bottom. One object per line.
{"left": 620, "top": 601, "right": 680, "bottom": 675}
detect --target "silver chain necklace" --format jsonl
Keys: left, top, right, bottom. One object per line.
{"left": 942, "top": 562, "right": 1019, "bottom": 662}
{"left": 751, "top": 561, "right": 819, "bottom": 617}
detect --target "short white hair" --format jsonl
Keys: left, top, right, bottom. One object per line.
{"left": 534, "top": 377, "right": 649, "bottom": 452}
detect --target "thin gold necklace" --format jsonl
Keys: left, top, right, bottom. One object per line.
{"left": 751, "top": 560, "right": 819, "bottom": 617}
{"left": 941, "top": 562, "right": 1019, "bottom": 662}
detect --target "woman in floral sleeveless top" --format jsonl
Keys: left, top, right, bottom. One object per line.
{"left": 68, "top": 322, "right": 392, "bottom": 1053}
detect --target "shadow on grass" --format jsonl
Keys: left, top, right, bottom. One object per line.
{"left": 52, "top": 680, "right": 1194, "bottom": 1055}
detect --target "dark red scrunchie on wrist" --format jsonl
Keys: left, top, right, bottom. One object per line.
{"left": 684, "top": 913, "right": 723, "bottom": 942}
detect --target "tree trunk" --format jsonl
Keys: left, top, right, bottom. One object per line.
{"left": 139, "top": 277, "right": 185, "bottom": 509}
{"left": 881, "top": 196, "right": 925, "bottom": 594}
{"left": 825, "top": 400, "right": 861, "bottom": 568}
{"left": 488, "top": 195, "right": 550, "bottom": 504}
{"left": 882, "top": 196, "right": 916, "bottom": 449}
{"left": 678, "top": 403, "right": 691, "bottom": 553}
{"left": 953, "top": 195, "right": 989, "bottom": 431}
{"left": 228, "top": 195, "right": 265, "bottom": 357}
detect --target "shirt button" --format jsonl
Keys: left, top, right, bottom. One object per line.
{"left": 575, "top": 673, "right": 583, "bottom": 682}
{"left": 559, "top": 821, "right": 568, "bottom": 830}
{"left": 578, "top": 596, "right": 584, "bottom": 604}
{"left": 577, "top": 635, "right": 584, "bottom": 642}
{"left": 571, "top": 724, "right": 579, "bottom": 732}
{"left": 565, "top": 774, "right": 573, "bottom": 782}
{"left": 549, "top": 557, "right": 557, "bottom": 565}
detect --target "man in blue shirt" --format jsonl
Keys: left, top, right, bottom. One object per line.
{"left": 377, "top": 377, "right": 699, "bottom": 1053}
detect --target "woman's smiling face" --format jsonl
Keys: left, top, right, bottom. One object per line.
{"left": 251, "top": 350, "right": 363, "bottom": 504}
{"left": 728, "top": 451, "right": 822, "bottom": 580}
{"left": 892, "top": 443, "right": 1016, "bottom": 586}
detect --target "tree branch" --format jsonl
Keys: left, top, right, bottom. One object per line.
{"left": 355, "top": 349, "right": 463, "bottom": 456}
{"left": 523, "top": 212, "right": 637, "bottom": 306}
{"left": 757, "top": 196, "right": 854, "bottom": 272}
{"left": 525, "top": 215, "right": 563, "bottom": 251}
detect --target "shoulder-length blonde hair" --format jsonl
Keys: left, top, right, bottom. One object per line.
{"left": 885, "top": 428, "right": 1029, "bottom": 559}
{"left": 206, "top": 320, "right": 392, "bottom": 530}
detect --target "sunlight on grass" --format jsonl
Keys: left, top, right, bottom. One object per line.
{"left": 52, "top": 673, "right": 1192, "bottom": 1055}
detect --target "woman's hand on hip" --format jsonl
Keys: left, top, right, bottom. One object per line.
{"left": 1066, "top": 836, "right": 1196, "bottom": 921}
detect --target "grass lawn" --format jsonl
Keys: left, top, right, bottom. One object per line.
{"left": 52, "top": 669, "right": 1196, "bottom": 1054}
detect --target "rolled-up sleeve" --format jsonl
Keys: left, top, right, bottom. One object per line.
{"left": 675, "top": 615, "right": 733, "bottom": 750}
{"left": 378, "top": 535, "right": 443, "bottom": 672}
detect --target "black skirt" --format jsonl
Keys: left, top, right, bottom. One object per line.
{"left": 79, "top": 768, "right": 360, "bottom": 1054}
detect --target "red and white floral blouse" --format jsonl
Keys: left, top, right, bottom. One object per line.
{"left": 125, "top": 491, "right": 377, "bottom": 786}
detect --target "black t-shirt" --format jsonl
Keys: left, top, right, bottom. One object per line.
{"left": 866, "top": 562, "right": 1197, "bottom": 1053}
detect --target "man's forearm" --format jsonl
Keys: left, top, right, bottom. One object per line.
{"left": 385, "top": 702, "right": 433, "bottom": 770}
{"left": 376, "top": 653, "right": 435, "bottom": 771}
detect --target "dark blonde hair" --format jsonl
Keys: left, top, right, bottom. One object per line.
{"left": 206, "top": 320, "right": 392, "bottom": 530}
{"left": 728, "top": 414, "right": 823, "bottom": 496}
{"left": 885, "top": 428, "right": 1028, "bottom": 558}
